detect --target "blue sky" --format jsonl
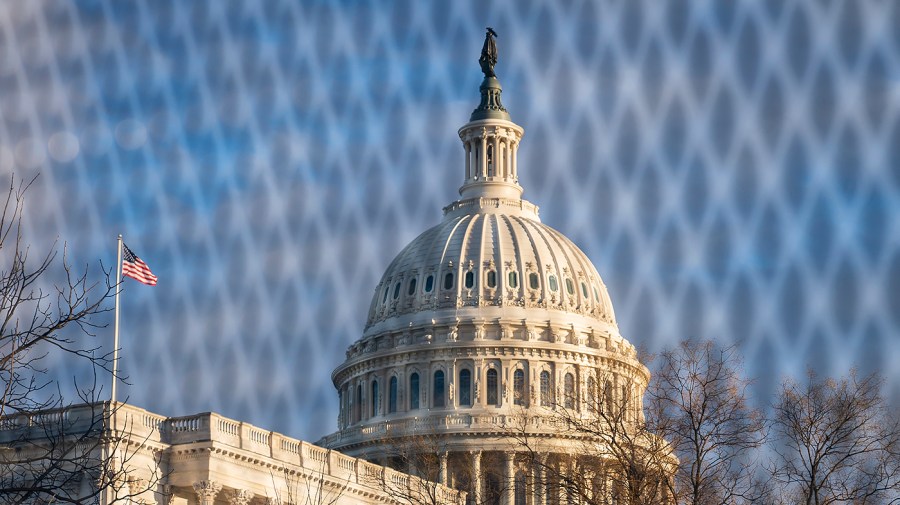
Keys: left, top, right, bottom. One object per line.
{"left": 2, "top": 0, "right": 899, "bottom": 440}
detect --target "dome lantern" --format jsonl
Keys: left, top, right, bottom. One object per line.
{"left": 457, "top": 28, "right": 525, "bottom": 201}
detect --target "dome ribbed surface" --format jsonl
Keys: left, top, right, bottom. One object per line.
{"left": 366, "top": 211, "right": 616, "bottom": 332}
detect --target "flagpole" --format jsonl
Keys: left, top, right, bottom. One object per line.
{"left": 112, "top": 234, "right": 122, "bottom": 404}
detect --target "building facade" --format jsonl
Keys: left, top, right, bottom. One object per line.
{"left": 321, "top": 33, "right": 660, "bottom": 505}
{"left": 0, "top": 402, "right": 464, "bottom": 504}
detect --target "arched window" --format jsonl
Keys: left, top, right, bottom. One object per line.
{"left": 382, "top": 286, "right": 389, "bottom": 303}
{"left": 581, "top": 281, "right": 589, "bottom": 298}
{"left": 407, "top": 277, "right": 417, "bottom": 296}
{"left": 564, "top": 373, "right": 575, "bottom": 409}
{"left": 529, "top": 272, "right": 539, "bottom": 290}
{"left": 515, "top": 471, "right": 527, "bottom": 505}
{"left": 465, "top": 271, "right": 474, "bottom": 289}
{"left": 565, "top": 278, "right": 575, "bottom": 295}
{"left": 388, "top": 376, "right": 398, "bottom": 414}
{"left": 444, "top": 272, "right": 454, "bottom": 290}
{"left": 393, "top": 282, "right": 401, "bottom": 299}
{"left": 594, "top": 286, "right": 601, "bottom": 302}
{"left": 486, "top": 270, "right": 496, "bottom": 288}
{"left": 540, "top": 371, "right": 553, "bottom": 406}
{"left": 513, "top": 369, "right": 526, "bottom": 406}
{"left": 548, "top": 275, "right": 559, "bottom": 292}
{"left": 355, "top": 384, "right": 362, "bottom": 423}
{"left": 458, "top": 369, "right": 471, "bottom": 406}
{"left": 508, "top": 271, "right": 519, "bottom": 288}
{"left": 587, "top": 376, "right": 597, "bottom": 413}
{"left": 424, "top": 274, "right": 434, "bottom": 293}
{"left": 409, "top": 373, "right": 420, "bottom": 410}
{"left": 486, "top": 369, "right": 499, "bottom": 405}
{"left": 371, "top": 380, "right": 379, "bottom": 417}
{"left": 433, "top": 370, "right": 445, "bottom": 408}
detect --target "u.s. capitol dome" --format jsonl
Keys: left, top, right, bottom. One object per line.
{"left": 322, "top": 31, "right": 652, "bottom": 504}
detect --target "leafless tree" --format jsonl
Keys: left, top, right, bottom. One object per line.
{"left": 647, "top": 339, "right": 766, "bottom": 505}
{"left": 503, "top": 370, "right": 676, "bottom": 505}
{"left": 269, "top": 457, "right": 350, "bottom": 505}
{"left": 0, "top": 176, "right": 157, "bottom": 502}
{"left": 365, "top": 432, "right": 471, "bottom": 505}
{"left": 769, "top": 370, "right": 900, "bottom": 505}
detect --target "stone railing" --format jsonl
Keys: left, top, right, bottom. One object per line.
{"left": 319, "top": 412, "right": 576, "bottom": 447}
{"left": 442, "top": 196, "right": 540, "bottom": 218}
{"left": 0, "top": 402, "right": 467, "bottom": 504}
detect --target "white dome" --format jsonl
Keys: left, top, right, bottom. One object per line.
{"left": 324, "top": 64, "right": 649, "bottom": 478}
{"left": 366, "top": 204, "right": 618, "bottom": 335}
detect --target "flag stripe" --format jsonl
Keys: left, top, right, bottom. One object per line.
{"left": 122, "top": 243, "right": 158, "bottom": 286}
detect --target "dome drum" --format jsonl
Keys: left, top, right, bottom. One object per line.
{"left": 329, "top": 340, "right": 648, "bottom": 440}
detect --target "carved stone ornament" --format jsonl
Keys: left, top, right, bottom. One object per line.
{"left": 227, "top": 489, "right": 254, "bottom": 505}
{"left": 527, "top": 326, "right": 538, "bottom": 341}
{"left": 193, "top": 481, "right": 222, "bottom": 502}
{"left": 447, "top": 325, "right": 459, "bottom": 342}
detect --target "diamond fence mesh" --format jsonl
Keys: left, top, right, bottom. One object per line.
{"left": 1, "top": 0, "right": 898, "bottom": 439}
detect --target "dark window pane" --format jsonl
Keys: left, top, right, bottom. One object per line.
{"left": 410, "top": 373, "right": 420, "bottom": 410}
{"left": 393, "top": 282, "right": 401, "bottom": 299}
{"left": 487, "top": 270, "right": 496, "bottom": 288}
{"left": 408, "top": 278, "right": 417, "bottom": 296}
{"left": 541, "top": 371, "right": 552, "bottom": 406}
{"left": 514, "top": 370, "right": 525, "bottom": 406}
{"left": 548, "top": 275, "right": 559, "bottom": 292}
{"left": 389, "top": 377, "right": 398, "bottom": 413}
{"left": 529, "top": 272, "right": 539, "bottom": 289}
{"left": 434, "top": 371, "right": 445, "bottom": 407}
{"left": 459, "top": 369, "right": 471, "bottom": 406}
{"left": 487, "top": 369, "right": 498, "bottom": 405}
{"left": 508, "top": 271, "right": 518, "bottom": 288}
{"left": 465, "top": 271, "right": 474, "bottom": 289}
{"left": 444, "top": 273, "right": 454, "bottom": 290}
{"left": 425, "top": 275, "right": 434, "bottom": 292}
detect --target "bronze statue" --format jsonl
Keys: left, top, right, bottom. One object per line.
{"left": 479, "top": 27, "right": 498, "bottom": 78}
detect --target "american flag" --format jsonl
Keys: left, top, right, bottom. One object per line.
{"left": 122, "top": 243, "right": 158, "bottom": 286}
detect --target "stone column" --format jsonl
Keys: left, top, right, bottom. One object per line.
{"left": 471, "top": 450, "right": 483, "bottom": 504}
{"left": 464, "top": 140, "right": 472, "bottom": 181}
{"left": 192, "top": 481, "right": 221, "bottom": 505}
{"left": 502, "top": 451, "right": 515, "bottom": 505}
{"left": 535, "top": 454, "right": 548, "bottom": 505}
{"left": 439, "top": 452, "right": 449, "bottom": 485}
{"left": 491, "top": 132, "right": 500, "bottom": 177}
{"left": 480, "top": 132, "right": 487, "bottom": 178}
{"left": 512, "top": 140, "right": 518, "bottom": 181}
